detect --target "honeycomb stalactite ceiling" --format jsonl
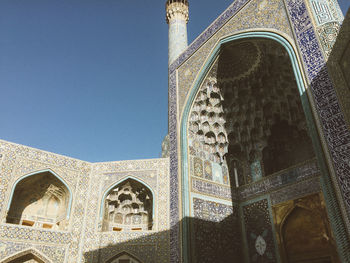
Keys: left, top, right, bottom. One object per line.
{"left": 188, "top": 39, "right": 314, "bottom": 185}
{"left": 103, "top": 179, "right": 153, "bottom": 232}
{"left": 218, "top": 41, "right": 261, "bottom": 81}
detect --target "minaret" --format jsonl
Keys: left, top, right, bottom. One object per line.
{"left": 166, "top": 0, "right": 189, "bottom": 65}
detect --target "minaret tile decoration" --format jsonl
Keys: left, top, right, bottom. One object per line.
{"left": 166, "top": 0, "right": 189, "bottom": 65}
{"left": 305, "top": 0, "right": 344, "bottom": 57}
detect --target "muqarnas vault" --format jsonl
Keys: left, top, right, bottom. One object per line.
{"left": 0, "top": 0, "right": 350, "bottom": 262}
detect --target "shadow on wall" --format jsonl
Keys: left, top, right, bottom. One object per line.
{"left": 296, "top": 9, "right": 350, "bottom": 259}
{"left": 183, "top": 35, "right": 324, "bottom": 263}
{"left": 83, "top": 192, "right": 339, "bottom": 263}
{"left": 89, "top": 26, "right": 350, "bottom": 262}
{"left": 83, "top": 216, "right": 242, "bottom": 263}
{"left": 326, "top": 9, "right": 350, "bottom": 128}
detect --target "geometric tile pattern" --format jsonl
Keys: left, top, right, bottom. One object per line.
{"left": 175, "top": 0, "right": 293, "bottom": 113}
{"left": 307, "top": 0, "right": 343, "bottom": 57}
{"left": 84, "top": 159, "right": 170, "bottom": 263}
{"left": 192, "top": 178, "right": 232, "bottom": 200}
{"left": 238, "top": 160, "right": 320, "bottom": 201}
{"left": 193, "top": 198, "right": 233, "bottom": 222}
{"left": 0, "top": 0, "right": 349, "bottom": 262}
{"left": 0, "top": 243, "right": 66, "bottom": 263}
{"left": 285, "top": 0, "right": 350, "bottom": 220}
{"left": 242, "top": 199, "right": 277, "bottom": 262}
{"left": 0, "top": 140, "right": 89, "bottom": 262}
{"left": 327, "top": 11, "right": 350, "bottom": 128}
{"left": 169, "top": 0, "right": 294, "bottom": 260}
{"left": 270, "top": 176, "right": 321, "bottom": 205}
{"left": 169, "top": 0, "right": 350, "bottom": 260}
{"left": 192, "top": 198, "right": 241, "bottom": 262}
{"left": 0, "top": 140, "right": 170, "bottom": 263}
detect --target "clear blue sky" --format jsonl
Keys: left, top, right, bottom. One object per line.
{"left": 339, "top": 0, "right": 350, "bottom": 15}
{"left": 0, "top": 1, "right": 349, "bottom": 162}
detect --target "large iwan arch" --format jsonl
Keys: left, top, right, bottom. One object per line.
{"left": 179, "top": 31, "right": 343, "bottom": 262}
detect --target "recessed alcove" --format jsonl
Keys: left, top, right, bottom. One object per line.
{"left": 102, "top": 178, "right": 153, "bottom": 232}
{"left": 183, "top": 35, "right": 332, "bottom": 261}
{"left": 272, "top": 193, "right": 340, "bottom": 262}
{"left": 6, "top": 171, "right": 70, "bottom": 230}
{"left": 187, "top": 38, "right": 316, "bottom": 187}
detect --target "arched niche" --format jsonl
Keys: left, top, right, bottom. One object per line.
{"left": 101, "top": 178, "right": 153, "bottom": 232}
{"left": 105, "top": 252, "right": 142, "bottom": 263}
{"left": 180, "top": 31, "right": 339, "bottom": 261}
{"left": 281, "top": 205, "right": 336, "bottom": 262}
{"left": 185, "top": 36, "right": 316, "bottom": 188}
{"left": 1, "top": 248, "right": 53, "bottom": 263}
{"left": 272, "top": 193, "right": 340, "bottom": 263}
{"left": 3, "top": 254, "right": 45, "bottom": 263}
{"left": 6, "top": 170, "right": 71, "bottom": 230}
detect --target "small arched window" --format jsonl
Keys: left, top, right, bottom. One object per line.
{"left": 6, "top": 171, "right": 70, "bottom": 230}
{"left": 102, "top": 178, "right": 153, "bottom": 232}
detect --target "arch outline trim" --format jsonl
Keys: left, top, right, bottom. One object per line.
{"left": 0, "top": 247, "right": 54, "bottom": 263}
{"left": 105, "top": 250, "right": 143, "bottom": 263}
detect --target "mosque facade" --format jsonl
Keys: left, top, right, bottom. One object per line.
{"left": 0, "top": 0, "right": 350, "bottom": 262}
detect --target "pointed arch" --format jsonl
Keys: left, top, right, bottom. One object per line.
{"left": 105, "top": 251, "right": 143, "bottom": 263}
{"left": 6, "top": 169, "right": 72, "bottom": 230}
{"left": 280, "top": 205, "right": 334, "bottom": 262}
{"left": 1, "top": 248, "right": 53, "bottom": 263}
{"left": 279, "top": 203, "right": 323, "bottom": 235}
{"left": 7, "top": 169, "right": 73, "bottom": 218}
{"left": 181, "top": 30, "right": 307, "bottom": 212}
{"left": 100, "top": 176, "right": 155, "bottom": 220}
{"left": 178, "top": 29, "right": 345, "bottom": 261}
{"left": 100, "top": 176, "right": 155, "bottom": 231}
{"left": 180, "top": 31, "right": 308, "bottom": 254}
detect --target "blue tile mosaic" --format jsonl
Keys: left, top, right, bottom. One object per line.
{"left": 285, "top": 0, "right": 350, "bottom": 214}
{"left": 168, "top": 0, "right": 350, "bottom": 260}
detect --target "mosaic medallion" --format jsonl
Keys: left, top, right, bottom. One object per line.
{"left": 255, "top": 235, "right": 266, "bottom": 255}
{"left": 243, "top": 199, "right": 276, "bottom": 262}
